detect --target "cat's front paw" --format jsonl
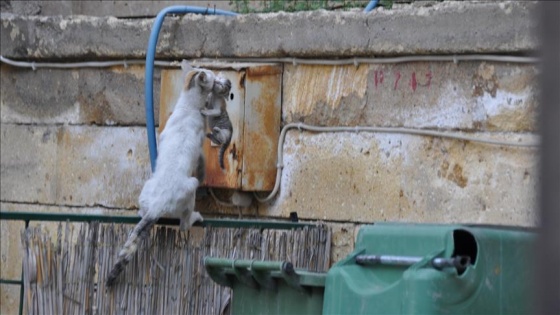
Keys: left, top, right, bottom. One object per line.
{"left": 189, "top": 211, "right": 204, "bottom": 225}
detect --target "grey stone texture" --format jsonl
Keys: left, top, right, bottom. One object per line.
{"left": 1, "top": 64, "right": 161, "bottom": 125}
{"left": 1, "top": 1, "right": 237, "bottom": 17}
{"left": 283, "top": 62, "right": 539, "bottom": 131}
{"left": 266, "top": 131, "right": 539, "bottom": 227}
{"left": 1, "top": 1, "right": 538, "bottom": 60}
{"left": 0, "top": 124, "right": 151, "bottom": 209}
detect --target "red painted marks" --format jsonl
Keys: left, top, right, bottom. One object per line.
{"left": 425, "top": 71, "right": 433, "bottom": 88}
{"left": 374, "top": 69, "right": 433, "bottom": 92}
{"left": 410, "top": 72, "right": 418, "bottom": 92}
{"left": 393, "top": 71, "right": 401, "bottom": 90}
{"left": 419, "top": 71, "right": 433, "bottom": 89}
{"left": 374, "top": 70, "right": 384, "bottom": 88}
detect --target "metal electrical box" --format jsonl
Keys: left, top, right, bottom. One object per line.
{"left": 159, "top": 62, "right": 282, "bottom": 192}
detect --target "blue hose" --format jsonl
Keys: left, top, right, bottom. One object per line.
{"left": 145, "top": 6, "right": 238, "bottom": 172}
{"left": 364, "top": 0, "right": 379, "bottom": 12}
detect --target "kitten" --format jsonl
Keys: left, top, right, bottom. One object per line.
{"left": 201, "top": 77, "right": 233, "bottom": 169}
{"left": 106, "top": 65, "right": 228, "bottom": 287}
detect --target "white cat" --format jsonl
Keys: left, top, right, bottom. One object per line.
{"left": 106, "top": 64, "right": 228, "bottom": 287}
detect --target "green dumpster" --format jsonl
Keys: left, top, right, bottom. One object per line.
{"left": 323, "top": 223, "right": 536, "bottom": 315}
{"left": 205, "top": 258, "right": 326, "bottom": 315}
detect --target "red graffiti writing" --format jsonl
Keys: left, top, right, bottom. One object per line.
{"left": 373, "top": 70, "right": 433, "bottom": 92}
{"left": 410, "top": 72, "right": 418, "bottom": 92}
{"left": 419, "top": 71, "right": 433, "bottom": 88}
{"left": 425, "top": 71, "right": 432, "bottom": 88}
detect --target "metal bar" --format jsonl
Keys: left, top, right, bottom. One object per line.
{"left": 0, "top": 279, "right": 22, "bottom": 285}
{"left": 204, "top": 257, "right": 293, "bottom": 272}
{"left": 355, "top": 254, "right": 471, "bottom": 270}
{"left": 356, "top": 255, "right": 422, "bottom": 266}
{"left": 432, "top": 256, "right": 471, "bottom": 270}
{"left": 0, "top": 211, "right": 314, "bottom": 230}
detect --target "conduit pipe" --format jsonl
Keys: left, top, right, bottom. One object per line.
{"left": 0, "top": 55, "right": 539, "bottom": 70}
{"left": 145, "top": 6, "right": 238, "bottom": 172}
{"left": 364, "top": 0, "right": 380, "bottom": 12}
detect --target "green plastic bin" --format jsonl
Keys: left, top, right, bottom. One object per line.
{"left": 323, "top": 223, "right": 536, "bottom": 315}
{"left": 205, "top": 258, "right": 326, "bottom": 315}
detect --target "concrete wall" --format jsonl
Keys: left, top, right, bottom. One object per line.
{"left": 1, "top": 1, "right": 238, "bottom": 17}
{"left": 1, "top": 1, "right": 540, "bottom": 313}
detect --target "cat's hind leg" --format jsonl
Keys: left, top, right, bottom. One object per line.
{"left": 179, "top": 177, "right": 200, "bottom": 231}
{"left": 206, "top": 132, "right": 223, "bottom": 145}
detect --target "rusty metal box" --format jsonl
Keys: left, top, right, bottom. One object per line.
{"left": 159, "top": 62, "right": 282, "bottom": 192}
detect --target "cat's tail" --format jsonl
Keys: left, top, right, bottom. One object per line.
{"left": 106, "top": 215, "right": 157, "bottom": 287}
{"left": 218, "top": 137, "right": 231, "bottom": 170}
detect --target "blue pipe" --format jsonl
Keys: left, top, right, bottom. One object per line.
{"left": 145, "top": 6, "right": 238, "bottom": 172}
{"left": 364, "top": 0, "right": 379, "bottom": 12}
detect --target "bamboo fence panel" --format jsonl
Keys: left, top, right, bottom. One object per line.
{"left": 20, "top": 222, "right": 331, "bottom": 315}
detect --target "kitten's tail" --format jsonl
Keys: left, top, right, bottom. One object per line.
{"left": 106, "top": 215, "right": 157, "bottom": 287}
{"left": 218, "top": 137, "right": 231, "bottom": 170}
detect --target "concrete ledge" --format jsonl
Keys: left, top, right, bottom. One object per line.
{"left": 1, "top": 1, "right": 538, "bottom": 60}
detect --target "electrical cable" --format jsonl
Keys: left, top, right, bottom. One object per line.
{"left": 195, "top": 55, "right": 540, "bottom": 65}
{"left": 1, "top": 54, "right": 539, "bottom": 70}
{"left": 144, "top": 6, "right": 238, "bottom": 172}
{"left": 0, "top": 55, "right": 175, "bottom": 69}
{"left": 364, "top": 0, "right": 380, "bottom": 12}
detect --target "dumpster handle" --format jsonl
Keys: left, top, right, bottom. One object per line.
{"left": 355, "top": 254, "right": 471, "bottom": 271}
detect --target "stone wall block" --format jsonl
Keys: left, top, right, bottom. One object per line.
{"left": 266, "top": 131, "right": 539, "bottom": 227}
{"left": 283, "top": 62, "right": 539, "bottom": 132}
{"left": 1, "top": 65, "right": 161, "bottom": 126}
{"left": 0, "top": 124, "right": 151, "bottom": 209}
{"left": 0, "top": 124, "right": 59, "bottom": 204}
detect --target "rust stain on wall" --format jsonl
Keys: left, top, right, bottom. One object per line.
{"left": 448, "top": 164, "right": 468, "bottom": 188}
{"left": 109, "top": 64, "right": 145, "bottom": 79}
{"left": 158, "top": 70, "right": 183, "bottom": 134}
{"left": 438, "top": 156, "right": 469, "bottom": 188}
{"left": 242, "top": 64, "right": 282, "bottom": 191}
{"left": 78, "top": 91, "right": 114, "bottom": 124}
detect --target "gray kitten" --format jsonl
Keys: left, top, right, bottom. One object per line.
{"left": 201, "top": 77, "right": 233, "bottom": 169}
